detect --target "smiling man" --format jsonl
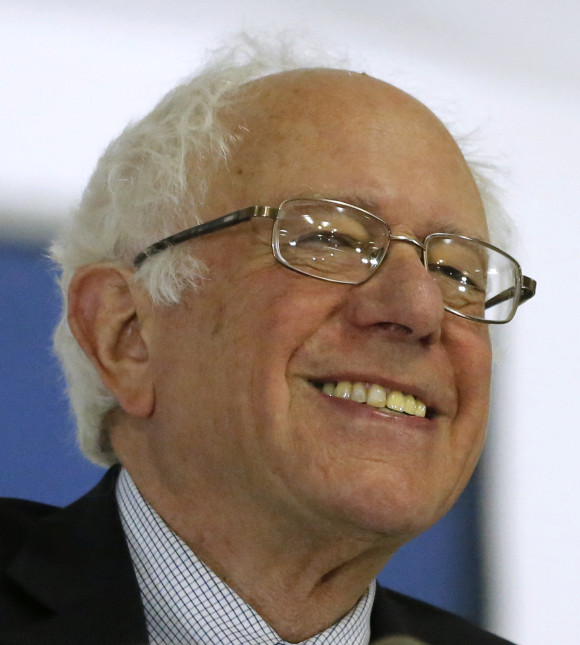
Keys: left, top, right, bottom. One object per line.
{"left": 0, "top": 43, "right": 535, "bottom": 644}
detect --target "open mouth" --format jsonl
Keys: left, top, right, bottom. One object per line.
{"left": 313, "top": 380, "right": 432, "bottom": 418}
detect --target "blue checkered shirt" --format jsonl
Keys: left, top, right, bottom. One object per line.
{"left": 116, "top": 468, "right": 375, "bottom": 644}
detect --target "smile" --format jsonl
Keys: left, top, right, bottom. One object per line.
{"left": 315, "top": 380, "right": 429, "bottom": 418}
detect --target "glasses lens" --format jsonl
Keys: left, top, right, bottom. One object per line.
{"left": 273, "top": 199, "right": 389, "bottom": 284}
{"left": 426, "top": 235, "right": 520, "bottom": 322}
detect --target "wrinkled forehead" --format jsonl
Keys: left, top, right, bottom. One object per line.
{"left": 212, "top": 69, "right": 487, "bottom": 237}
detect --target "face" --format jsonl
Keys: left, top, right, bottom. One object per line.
{"left": 140, "top": 71, "right": 492, "bottom": 545}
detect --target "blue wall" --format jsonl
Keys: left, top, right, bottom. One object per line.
{"left": 0, "top": 240, "right": 483, "bottom": 625}
{"left": 0, "top": 241, "right": 103, "bottom": 506}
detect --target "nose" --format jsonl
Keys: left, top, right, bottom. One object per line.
{"left": 344, "top": 237, "right": 444, "bottom": 345}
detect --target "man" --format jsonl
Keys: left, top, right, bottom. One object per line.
{"left": 0, "top": 41, "right": 535, "bottom": 644}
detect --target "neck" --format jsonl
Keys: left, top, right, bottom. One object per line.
{"left": 186, "top": 524, "right": 387, "bottom": 642}
{"left": 117, "top": 462, "right": 399, "bottom": 642}
{"left": 112, "top": 419, "right": 405, "bottom": 642}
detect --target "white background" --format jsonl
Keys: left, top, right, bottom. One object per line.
{"left": 1, "top": 2, "right": 578, "bottom": 642}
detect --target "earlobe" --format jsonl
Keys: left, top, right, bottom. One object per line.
{"left": 67, "top": 264, "right": 155, "bottom": 419}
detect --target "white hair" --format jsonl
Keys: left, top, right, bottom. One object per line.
{"left": 51, "top": 36, "right": 508, "bottom": 467}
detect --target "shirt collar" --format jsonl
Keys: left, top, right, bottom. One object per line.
{"left": 116, "top": 468, "right": 375, "bottom": 645}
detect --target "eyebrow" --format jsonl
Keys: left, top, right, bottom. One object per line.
{"left": 429, "top": 220, "right": 486, "bottom": 238}
{"left": 310, "top": 192, "right": 380, "bottom": 214}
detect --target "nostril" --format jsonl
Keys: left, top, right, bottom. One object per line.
{"left": 377, "top": 322, "right": 413, "bottom": 337}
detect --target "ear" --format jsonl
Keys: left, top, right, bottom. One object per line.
{"left": 67, "top": 264, "right": 155, "bottom": 419}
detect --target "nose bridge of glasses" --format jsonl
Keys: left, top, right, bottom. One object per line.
{"left": 387, "top": 234, "right": 426, "bottom": 262}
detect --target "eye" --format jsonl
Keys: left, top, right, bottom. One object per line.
{"left": 296, "top": 230, "right": 362, "bottom": 251}
{"left": 428, "top": 263, "right": 486, "bottom": 292}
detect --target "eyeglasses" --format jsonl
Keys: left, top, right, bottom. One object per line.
{"left": 134, "top": 198, "right": 536, "bottom": 324}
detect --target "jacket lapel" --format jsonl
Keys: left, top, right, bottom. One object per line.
{"left": 3, "top": 467, "right": 148, "bottom": 645}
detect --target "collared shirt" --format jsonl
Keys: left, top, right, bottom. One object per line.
{"left": 116, "top": 468, "right": 375, "bottom": 645}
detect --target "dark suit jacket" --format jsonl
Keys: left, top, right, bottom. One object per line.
{"left": 0, "top": 468, "right": 514, "bottom": 644}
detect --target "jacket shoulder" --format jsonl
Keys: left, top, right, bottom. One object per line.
{"left": 372, "top": 584, "right": 516, "bottom": 644}
{"left": 0, "top": 498, "right": 58, "bottom": 566}
{"left": 0, "top": 469, "right": 148, "bottom": 644}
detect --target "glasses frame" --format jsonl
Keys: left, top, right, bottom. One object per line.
{"left": 133, "top": 198, "right": 536, "bottom": 324}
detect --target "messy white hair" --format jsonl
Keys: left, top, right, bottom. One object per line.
{"left": 51, "top": 36, "right": 508, "bottom": 467}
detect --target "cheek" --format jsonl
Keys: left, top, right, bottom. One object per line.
{"left": 446, "top": 325, "right": 492, "bottom": 460}
{"left": 462, "top": 337, "right": 491, "bottom": 412}
{"left": 231, "top": 270, "right": 343, "bottom": 355}
{"left": 446, "top": 321, "right": 492, "bottom": 405}
{"left": 206, "top": 272, "right": 342, "bottom": 417}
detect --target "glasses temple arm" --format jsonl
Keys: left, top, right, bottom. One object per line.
{"left": 133, "top": 206, "right": 262, "bottom": 268}
{"left": 484, "top": 275, "right": 537, "bottom": 310}
{"left": 519, "top": 276, "right": 537, "bottom": 303}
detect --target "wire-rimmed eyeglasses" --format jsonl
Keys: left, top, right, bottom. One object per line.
{"left": 133, "top": 198, "right": 536, "bottom": 324}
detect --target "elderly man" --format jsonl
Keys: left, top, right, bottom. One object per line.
{"left": 0, "top": 42, "right": 534, "bottom": 644}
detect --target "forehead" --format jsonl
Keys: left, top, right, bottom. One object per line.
{"left": 214, "top": 69, "right": 487, "bottom": 238}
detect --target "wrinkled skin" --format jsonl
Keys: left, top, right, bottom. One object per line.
{"left": 92, "top": 69, "right": 492, "bottom": 640}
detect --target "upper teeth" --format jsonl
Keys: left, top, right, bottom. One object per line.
{"left": 320, "top": 381, "right": 427, "bottom": 417}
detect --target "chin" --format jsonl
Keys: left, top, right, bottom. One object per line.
{"left": 316, "top": 477, "right": 453, "bottom": 543}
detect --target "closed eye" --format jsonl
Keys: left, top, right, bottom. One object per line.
{"left": 428, "top": 263, "right": 485, "bottom": 292}
{"left": 296, "top": 231, "right": 362, "bottom": 250}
